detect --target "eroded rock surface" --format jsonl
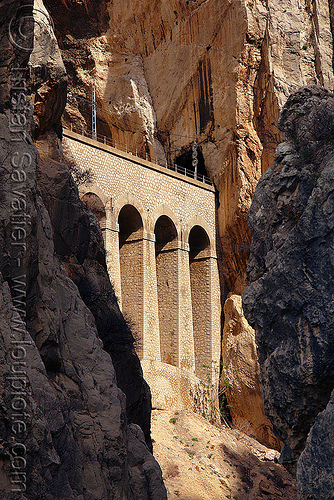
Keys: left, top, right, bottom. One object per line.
{"left": 297, "top": 389, "right": 334, "bottom": 499}
{"left": 31, "top": 0, "right": 153, "bottom": 453}
{"left": 222, "top": 294, "right": 281, "bottom": 450}
{"left": 44, "top": 0, "right": 334, "bottom": 294}
{"left": 0, "top": 1, "right": 166, "bottom": 498}
{"left": 42, "top": 0, "right": 334, "bottom": 450}
{"left": 243, "top": 86, "right": 334, "bottom": 481}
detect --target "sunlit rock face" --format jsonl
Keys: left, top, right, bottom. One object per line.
{"left": 243, "top": 86, "right": 334, "bottom": 485}
{"left": 222, "top": 294, "right": 281, "bottom": 450}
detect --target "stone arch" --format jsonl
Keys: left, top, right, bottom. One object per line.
{"left": 184, "top": 216, "right": 213, "bottom": 253}
{"left": 79, "top": 182, "right": 108, "bottom": 206}
{"left": 188, "top": 224, "right": 212, "bottom": 380}
{"left": 149, "top": 205, "right": 181, "bottom": 239}
{"left": 154, "top": 215, "right": 179, "bottom": 367}
{"left": 81, "top": 192, "right": 107, "bottom": 244}
{"left": 113, "top": 194, "right": 147, "bottom": 233}
{"left": 118, "top": 204, "right": 144, "bottom": 358}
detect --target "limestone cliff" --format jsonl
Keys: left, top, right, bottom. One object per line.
{"left": 222, "top": 294, "right": 281, "bottom": 450}
{"left": 2, "top": 3, "right": 331, "bottom": 493}
{"left": 243, "top": 86, "right": 334, "bottom": 496}
{"left": 0, "top": 1, "right": 166, "bottom": 498}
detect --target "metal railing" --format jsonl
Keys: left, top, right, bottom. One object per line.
{"left": 67, "top": 125, "right": 213, "bottom": 186}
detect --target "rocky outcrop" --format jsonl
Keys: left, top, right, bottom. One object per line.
{"left": 243, "top": 86, "right": 334, "bottom": 483}
{"left": 36, "top": 131, "right": 154, "bottom": 452}
{"left": 0, "top": 0, "right": 166, "bottom": 497}
{"left": 30, "top": 0, "right": 153, "bottom": 452}
{"left": 40, "top": 0, "right": 334, "bottom": 451}
{"left": 40, "top": 0, "right": 333, "bottom": 452}
{"left": 222, "top": 294, "right": 281, "bottom": 450}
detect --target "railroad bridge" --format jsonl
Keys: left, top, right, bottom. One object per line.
{"left": 63, "top": 129, "right": 221, "bottom": 410}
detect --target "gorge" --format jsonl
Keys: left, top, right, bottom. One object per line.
{"left": 0, "top": 0, "right": 333, "bottom": 499}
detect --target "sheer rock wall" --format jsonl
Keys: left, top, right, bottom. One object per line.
{"left": 44, "top": 0, "right": 334, "bottom": 293}
{"left": 41, "top": 0, "right": 334, "bottom": 449}
{"left": 243, "top": 86, "right": 334, "bottom": 495}
{"left": 0, "top": 1, "right": 166, "bottom": 498}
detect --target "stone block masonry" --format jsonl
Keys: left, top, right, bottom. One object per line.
{"left": 63, "top": 129, "right": 221, "bottom": 412}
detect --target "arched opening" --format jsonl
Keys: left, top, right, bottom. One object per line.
{"left": 189, "top": 225, "right": 212, "bottom": 380}
{"left": 155, "top": 215, "right": 178, "bottom": 366}
{"left": 81, "top": 192, "right": 106, "bottom": 243}
{"left": 118, "top": 205, "right": 144, "bottom": 358}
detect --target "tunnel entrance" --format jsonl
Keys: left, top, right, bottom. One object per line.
{"left": 175, "top": 146, "right": 207, "bottom": 180}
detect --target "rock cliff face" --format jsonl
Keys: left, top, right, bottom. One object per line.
{"left": 0, "top": 1, "right": 166, "bottom": 498}
{"left": 297, "top": 390, "right": 334, "bottom": 499}
{"left": 222, "top": 294, "right": 281, "bottom": 450}
{"left": 243, "top": 86, "right": 334, "bottom": 495}
{"left": 2, "top": 4, "right": 332, "bottom": 496}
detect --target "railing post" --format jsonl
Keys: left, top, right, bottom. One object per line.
{"left": 92, "top": 84, "right": 97, "bottom": 141}
{"left": 192, "top": 141, "right": 198, "bottom": 180}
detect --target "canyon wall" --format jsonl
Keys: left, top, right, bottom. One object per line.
{"left": 1, "top": 3, "right": 332, "bottom": 497}
{"left": 0, "top": 1, "right": 166, "bottom": 498}
{"left": 45, "top": 0, "right": 333, "bottom": 293}
{"left": 243, "top": 85, "right": 334, "bottom": 496}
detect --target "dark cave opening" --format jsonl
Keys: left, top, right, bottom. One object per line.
{"left": 175, "top": 146, "right": 208, "bottom": 178}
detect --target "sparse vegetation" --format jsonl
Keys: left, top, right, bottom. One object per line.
{"left": 67, "top": 158, "right": 94, "bottom": 186}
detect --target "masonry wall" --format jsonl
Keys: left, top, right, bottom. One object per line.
{"left": 63, "top": 131, "right": 216, "bottom": 237}
{"left": 119, "top": 235, "right": 144, "bottom": 358}
{"left": 62, "top": 130, "right": 221, "bottom": 411}
{"left": 156, "top": 248, "right": 179, "bottom": 366}
{"left": 190, "top": 256, "right": 212, "bottom": 380}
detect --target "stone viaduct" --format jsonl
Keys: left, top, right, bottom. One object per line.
{"left": 63, "top": 129, "right": 221, "bottom": 412}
